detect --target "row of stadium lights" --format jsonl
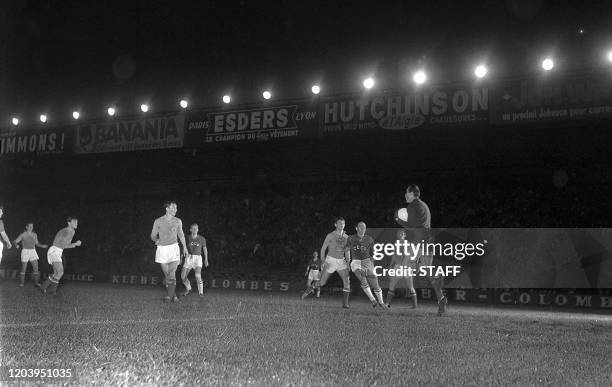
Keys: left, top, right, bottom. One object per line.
{"left": 8, "top": 54, "right": 612, "bottom": 127}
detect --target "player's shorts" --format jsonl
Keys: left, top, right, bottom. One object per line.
{"left": 21, "top": 248, "right": 39, "bottom": 262}
{"left": 350, "top": 258, "right": 375, "bottom": 274}
{"left": 0, "top": 242, "right": 3, "bottom": 263}
{"left": 324, "top": 256, "right": 348, "bottom": 273}
{"left": 307, "top": 269, "right": 321, "bottom": 282}
{"left": 183, "top": 254, "right": 202, "bottom": 270}
{"left": 47, "top": 246, "right": 63, "bottom": 264}
{"left": 155, "top": 243, "right": 180, "bottom": 264}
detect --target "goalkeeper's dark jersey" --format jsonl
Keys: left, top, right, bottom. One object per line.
{"left": 396, "top": 198, "right": 433, "bottom": 242}
{"left": 308, "top": 259, "right": 322, "bottom": 271}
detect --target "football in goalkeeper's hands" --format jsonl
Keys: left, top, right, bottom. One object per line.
{"left": 396, "top": 208, "right": 408, "bottom": 222}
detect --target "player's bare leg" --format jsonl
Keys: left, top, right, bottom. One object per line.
{"left": 302, "top": 270, "right": 329, "bottom": 299}
{"left": 195, "top": 267, "right": 204, "bottom": 296}
{"left": 19, "top": 262, "right": 27, "bottom": 287}
{"left": 309, "top": 275, "right": 321, "bottom": 298}
{"left": 160, "top": 263, "right": 169, "bottom": 300}
{"left": 31, "top": 259, "right": 40, "bottom": 287}
{"left": 386, "top": 274, "right": 400, "bottom": 307}
{"left": 337, "top": 269, "right": 351, "bottom": 308}
{"left": 352, "top": 269, "right": 378, "bottom": 307}
{"left": 161, "top": 262, "right": 179, "bottom": 302}
{"left": 404, "top": 274, "right": 418, "bottom": 309}
{"left": 181, "top": 266, "right": 192, "bottom": 296}
{"left": 428, "top": 275, "right": 447, "bottom": 315}
{"left": 41, "top": 262, "right": 63, "bottom": 295}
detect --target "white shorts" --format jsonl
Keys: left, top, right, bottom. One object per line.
{"left": 350, "top": 258, "right": 375, "bottom": 274}
{"left": 183, "top": 254, "right": 203, "bottom": 270}
{"left": 324, "top": 256, "right": 348, "bottom": 273}
{"left": 21, "top": 248, "right": 39, "bottom": 262}
{"left": 155, "top": 244, "right": 180, "bottom": 264}
{"left": 307, "top": 270, "right": 321, "bottom": 282}
{"left": 47, "top": 246, "right": 63, "bottom": 264}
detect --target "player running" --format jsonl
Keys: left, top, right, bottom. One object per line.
{"left": 40, "top": 217, "right": 82, "bottom": 295}
{"left": 346, "top": 222, "right": 388, "bottom": 308}
{"left": 304, "top": 251, "right": 322, "bottom": 298}
{"left": 386, "top": 229, "right": 417, "bottom": 308}
{"left": 151, "top": 201, "right": 188, "bottom": 302}
{"left": 395, "top": 185, "right": 447, "bottom": 316}
{"left": 181, "top": 223, "right": 208, "bottom": 297}
{"left": 14, "top": 222, "right": 48, "bottom": 287}
{"left": 302, "top": 217, "right": 351, "bottom": 308}
{"left": 0, "top": 206, "right": 13, "bottom": 266}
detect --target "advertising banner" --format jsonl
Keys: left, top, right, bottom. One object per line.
{"left": 491, "top": 73, "right": 612, "bottom": 124}
{"left": 320, "top": 85, "right": 489, "bottom": 135}
{"left": 184, "top": 101, "right": 318, "bottom": 145}
{"left": 109, "top": 272, "right": 296, "bottom": 292}
{"left": 0, "top": 125, "right": 73, "bottom": 157}
{"left": 74, "top": 113, "right": 185, "bottom": 154}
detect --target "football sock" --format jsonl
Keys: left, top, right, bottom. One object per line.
{"left": 196, "top": 274, "right": 203, "bottom": 294}
{"left": 362, "top": 286, "right": 375, "bottom": 302}
{"left": 408, "top": 292, "right": 418, "bottom": 308}
{"left": 373, "top": 288, "right": 384, "bottom": 304}
{"left": 342, "top": 290, "right": 350, "bottom": 308}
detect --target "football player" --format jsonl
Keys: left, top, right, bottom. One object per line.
{"left": 302, "top": 217, "right": 351, "bottom": 308}
{"left": 40, "top": 217, "right": 81, "bottom": 295}
{"left": 346, "top": 222, "right": 387, "bottom": 308}
{"left": 181, "top": 223, "right": 208, "bottom": 297}
{"left": 395, "top": 185, "right": 447, "bottom": 316}
{"left": 304, "top": 251, "right": 322, "bottom": 298}
{"left": 14, "top": 222, "right": 48, "bottom": 287}
{"left": 150, "top": 201, "right": 188, "bottom": 302}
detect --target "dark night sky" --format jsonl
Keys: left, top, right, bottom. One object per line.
{"left": 1, "top": 0, "right": 612, "bottom": 124}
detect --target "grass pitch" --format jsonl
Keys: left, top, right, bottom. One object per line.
{"left": 1, "top": 282, "right": 611, "bottom": 386}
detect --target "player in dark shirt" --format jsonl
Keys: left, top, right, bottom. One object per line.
{"left": 346, "top": 222, "right": 388, "bottom": 308}
{"left": 395, "top": 185, "right": 447, "bottom": 316}
{"left": 304, "top": 252, "right": 322, "bottom": 298}
{"left": 181, "top": 223, "right": 208, "bottom": 297}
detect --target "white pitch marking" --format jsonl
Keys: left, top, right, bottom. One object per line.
{"left": 0, "top": 316, "right": 235, "bottom": 329}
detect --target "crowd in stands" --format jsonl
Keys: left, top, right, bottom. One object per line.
{"left": 2, "top": 171, "right": 610, "bottom": 275}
